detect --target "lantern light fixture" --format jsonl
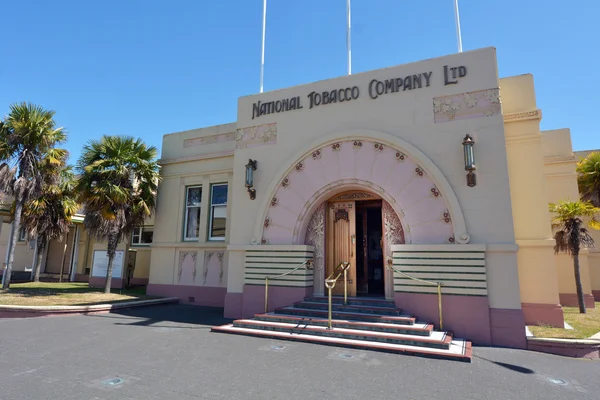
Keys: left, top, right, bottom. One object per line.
{"left": 245, "top": 159, "right": 257, "bottom": 200}
{"left": 462, "top": 134, "right": 476, "bottom": 187}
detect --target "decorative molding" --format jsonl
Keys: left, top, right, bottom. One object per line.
{"left": 203, "top": 252, "right": 213, "bottom": 284}
{"left": 178, "top": 251, "right": 198, "bottom": 283}
{"left": 433, "top": 88, "right": 501, "bottom": 123}
{"left": 334, "top": 208, "right": 349, "bottom": 223}
{"left": 383, "top": 200, "right": 406, "bottom": 263}
{"left": 503, "top": 109, "right": 542, "bottom": 123}
{"left": 235, "top": 123, "right": 277, "bottom": 149}
{"left": 304, "top": 202, "right": 325, "bottom": 271}
{"left": 217, "top": 252, "right": 225, "bottom": 284}
{"left": 184, "top": 132, "right": 235, "bottom": 148}
{"left": 329, "top": 191, "right": 379, "bottom": 202}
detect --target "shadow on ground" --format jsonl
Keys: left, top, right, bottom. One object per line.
{"left": 89, "top": 303, "right": 233, "bottom": 329}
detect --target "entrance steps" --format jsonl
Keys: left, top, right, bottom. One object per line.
{"left": 212, "top": 296, "right": 472, "bottom": 362}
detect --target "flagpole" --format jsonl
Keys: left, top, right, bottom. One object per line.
{"left": 260, "top": 0, "right": 267, "bottom": 92}
{"left": 346, "top": 0, "right": 352, "bottom": 75}
{"left": 453, "top": 0, "right": 463, "bottom": 52}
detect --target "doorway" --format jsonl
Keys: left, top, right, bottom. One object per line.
{"left": 325, "top": 193, "right": 385, "bottom": 298}
{"left": 356, "top": 200, "right": 384, "bottom": 296}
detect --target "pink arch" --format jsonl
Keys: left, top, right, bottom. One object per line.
{"left": 260, "top": 139, "right": 455, "bottom": 245}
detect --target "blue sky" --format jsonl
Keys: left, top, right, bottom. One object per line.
{"left": 1, "top": 0, "right": 598, "bottom": 162}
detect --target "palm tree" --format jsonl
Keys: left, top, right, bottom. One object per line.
{"left": 549, "top": 200, "right": 600, "bottom": 313}
{"left": 0, "top": 103, "right": 67, "bottom": 289}
{"left": 21, "top": 159, "right": 78, "bottom": 282}
{"left": 577, "top": 151, "right": 600, "bottom": 207}
{"left": 76, "top": 135, "right": 160, "bottom": 293}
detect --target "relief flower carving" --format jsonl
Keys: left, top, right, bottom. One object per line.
{"left": 430, "top": 187, "right": 440, "bottom": 197}
{"left": 353, "top": 141, "right": 363, "bottom": 149}
{"left": 281, "top": 177, "right": 290, "bottom": 188}
{"left": 395, "top": 152, "right": 405, "bottom": 161}
{"left": 484, "top": 89, "right": 500, "bottom": 104}
{"left": 415, "top": 167, "right": 424, "bottom": 177}
{"left": 264, "top": 217, "right": 271, "bottom": 228}
{"left": 295, "top": 162, "right": 304, "bottom": 172}
{"left": 312, "top": 150, "right": 322, "bottom": 160}
{"left": 464, "top": 93, "right": 478, "bottom": 108}
{"left": 331, "top": 143, "right": 341, "bottom": 151}
{"left": 374, "top": 143, "right": 384, "bottom": 152}
{"left": 271, "top": 196, "right": 278, "bottom": 207}
{"left": 261, "top": 237, "right": 269, "bottom": 245}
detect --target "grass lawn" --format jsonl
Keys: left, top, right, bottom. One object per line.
{"left": 0, "top": 282, "right": 155, "bottom": 307}
{"left": 528, "top": 302, "right": 600, "bottom": 339}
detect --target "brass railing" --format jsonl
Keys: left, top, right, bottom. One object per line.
{"left": 386, "top": 260, "right": 444, "bottom": 330}
{"left": 324, "top": 262, "right": 351, "bottom": 329}
{"left": 264, "top": 260, "right": 314, "bottom": 313}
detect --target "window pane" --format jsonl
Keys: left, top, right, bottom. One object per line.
{"left": 211, "top": 205, "right": 226, "bottom": 238}
{"left": 187, "top": 187, "right": 202, "bottom": 207}
{"left": 186, "top": 206, "right": 201, "bottom": 239}
{"left": 141, "top": 228, "right": 153, "bottom": 244}
{"left": 132, "top": 233, "right": 140, "bottom": 244}
{"left": 211, "top": 184, "right": 228, "bottom": 206}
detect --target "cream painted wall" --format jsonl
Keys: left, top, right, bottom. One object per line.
{"left": 542, "top": 129, "right": 594, "bottom": 298}
{"left": 148, "top": 124, "right": 235, "bottom": 287}
{"left": 500, "top": 74, "right": 561, "bottom": 310}
{"left": 233, "top": 47, "right": 515, "bottom": 247}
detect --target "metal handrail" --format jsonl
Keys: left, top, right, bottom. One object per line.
{"left": 386, "top": 262, "right": 444, "bottom": 330}
{"left": 264, "top": 260, "right": 314, "bottom": 313}
{"left": 324, "top": 262, "right": 351, "bottom": 329}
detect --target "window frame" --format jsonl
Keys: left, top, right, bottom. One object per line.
{"left": 208, "top": 183, "right": 228, "bottom": 241}
{"left": 131, "top": 226, "right": 154, "bottom": 246}
{"left": 183, "top": 185, "right": 202, "bottom": 241}
{"left": 18, "top": 228, "right": 26, "bottom": 242}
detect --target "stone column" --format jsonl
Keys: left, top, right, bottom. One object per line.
{"left": 501, "top": 74, "right": 564, "bottom": 327}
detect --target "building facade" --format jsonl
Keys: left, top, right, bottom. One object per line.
{"left": 2, "top": 47, "right": 598, "bottom": 349}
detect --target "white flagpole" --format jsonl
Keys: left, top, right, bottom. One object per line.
{"left": 260, "top": 0, "right": 267, "bottom": 92}
{"left": 453, "top": 0, "right": 463, "bottom": 52}
{"left": 346, "top": 0, "right": 352, "bottom": 75}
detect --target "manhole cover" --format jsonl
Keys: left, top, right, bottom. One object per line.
{"left": 546, "top": 378, "right": 568, "bottom": 386}
{"left": 271, "top": 345, "right": 285, "bottom": 350}
{"left": 101, "top": 378, "right": 124, "bottom": 387}
{"left": 339, "top": 353, "right": 354, "bottom": 359}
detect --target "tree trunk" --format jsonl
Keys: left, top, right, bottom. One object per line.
{"left": 59, "top": 231, "right": 69, "bottom": 283}
{"left": 573, "top": 253, "right": 587, "bottom": 313}
{"left": 104, "top": 234, "right": 117, "bottom": 294}
{"left": 2, "top": 201, "right": 23, "bottom": 289}
{"left": 32, "top": 239, "right": 46, "bottom": 283}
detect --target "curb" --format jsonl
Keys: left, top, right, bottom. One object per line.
{"left": 0, "top": 297, "right": 180, "bottom": 318}
{"left": 526, "top": 336, "right": 600, "bottom": 359}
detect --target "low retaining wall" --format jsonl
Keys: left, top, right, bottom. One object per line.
{"left": 0, "top": 297, "right": 179, "bottom": 318}
{"left": 527, "top": 337, "right": 600, "bottom": 359}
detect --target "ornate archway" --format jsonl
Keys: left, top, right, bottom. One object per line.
{"left": 256, "top": 134, "right": 466, "bottom": 246}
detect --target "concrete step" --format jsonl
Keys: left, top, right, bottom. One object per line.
{"left": 293, "top": 301, "right": 403, "bottom": 316}
{"left": 212, "top": 324, "right": 471, "bottom": 362}
{"left": 253, "top": 313, "right": 433, "bottom": 336}
{"left": 232, "top": 319, "right": 451, "bottom": 349}
{"left": 304, "top": 296, "right": 397, "bottom": 308}
{"left": 275, "top": 306, "right": 416, "bottom": 325}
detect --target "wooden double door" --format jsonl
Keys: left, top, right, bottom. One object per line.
{"left": 325, "top": 199, "right": 385, "bottom": 297}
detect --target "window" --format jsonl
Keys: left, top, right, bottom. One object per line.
{"left": 131, "top": 226, "right": 153, "bottom": 245}
{"left": 184, "top": 186, "right": 202, "bottom": 241}
{"left": 18, "top": 228, "right": 26, "bottom": 242}
{"left": 209, "top": 184, "right": 228, "bottom": 240}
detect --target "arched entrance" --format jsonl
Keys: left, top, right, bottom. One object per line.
{"left": 255, "top": 133, "right": 470, "bottom": 298}
{"left": 304, "top": 190, "right": 405, "bottom": 299}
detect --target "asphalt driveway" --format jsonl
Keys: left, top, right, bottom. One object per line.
{"left": 0, "top": 304, "right": 598, "bottom": 399}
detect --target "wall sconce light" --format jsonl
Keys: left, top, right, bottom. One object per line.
{"left": 462, "top": 134, "right": 476, "bottom": 187}
{"left": 245, "top": 159, "right": 257, "bottom": 200}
